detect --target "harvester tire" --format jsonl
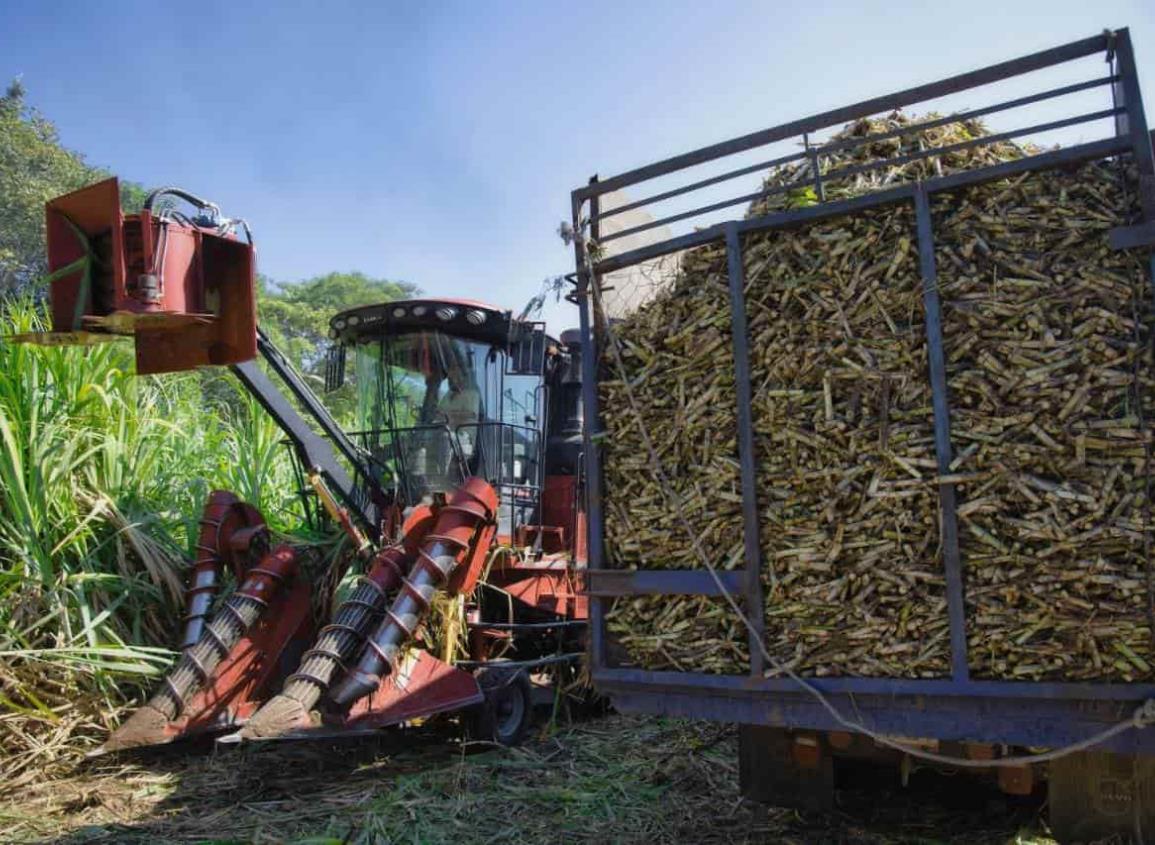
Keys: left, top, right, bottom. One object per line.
{"left": 466, "top": 669, "right": 532, "bottom": 747}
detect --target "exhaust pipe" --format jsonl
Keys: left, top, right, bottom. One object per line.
{"left": 328, "top": 478, "right": 497, "bottom": 706}
{"left": 102, "top": 546, "right": 298, "bottom": 752}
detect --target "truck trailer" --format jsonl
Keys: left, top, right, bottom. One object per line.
{"left": 572, "top": 28, "right": 1155, "bottom": 841}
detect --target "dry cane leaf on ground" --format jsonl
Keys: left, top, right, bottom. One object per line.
{"left": 603, "top": 113, "right": 1152, "bottom": 682}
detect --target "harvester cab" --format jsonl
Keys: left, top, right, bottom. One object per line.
{"left": 18, "top": 178, "right": 589, "bottom": 752}
{"left": 325, "top": 298, "right": 584, "bottom": 555}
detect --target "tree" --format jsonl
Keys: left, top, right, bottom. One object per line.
{"left": 255, "top": 272, "right": 418, "bottom": 422}
{"left": 258, "top": 271, "right": 417, "bottom": 371}
{"left": 0, "top": 80, "right": 146, "bottom": 294}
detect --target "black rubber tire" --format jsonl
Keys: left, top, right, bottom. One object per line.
{"left": 466, "top": 669, "right": 533, "bottom": 747}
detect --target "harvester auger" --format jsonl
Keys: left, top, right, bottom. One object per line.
{"left": 23, "top": 179, "right": 589, "bottom": 753}
{"left": 232, "top": 478, "right": 499, "bottom": 741}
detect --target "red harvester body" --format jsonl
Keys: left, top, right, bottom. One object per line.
{"left": 38, "top": 178, "right": 257, "bottom": 374}
{"left": 27, "top": 180, "right": 591, "bottom": 754}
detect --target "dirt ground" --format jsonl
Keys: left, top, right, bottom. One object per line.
{"left": 0, "top": 713, "right": 1058, "bottom": 844}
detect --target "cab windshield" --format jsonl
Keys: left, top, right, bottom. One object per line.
{"left": 352, "top": 330, "right": 541, "bottom": 506}
{"left": 357, "top": 330, "right": 496, "bottom": 430}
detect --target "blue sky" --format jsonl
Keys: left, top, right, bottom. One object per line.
{"left": 2, "top": 1, "right": 1153, "bottom": 333}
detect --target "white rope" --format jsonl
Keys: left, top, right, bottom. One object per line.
{"left": 582, "top": 231, "right": 1155, "bottom": 770}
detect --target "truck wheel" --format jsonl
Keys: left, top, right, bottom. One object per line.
{"left": 1049, "top": 750, "right": 1155, "bottom": 841}
{"left": 466, "top": 669, "right": 533, "bottom": 746}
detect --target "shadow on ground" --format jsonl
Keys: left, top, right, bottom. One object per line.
{"left": 0, "top": 714, "right": 1054, "bottom": 844}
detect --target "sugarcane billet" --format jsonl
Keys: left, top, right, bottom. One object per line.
{"left": 602, "top": 112, "right": 1153, "bottom": 682}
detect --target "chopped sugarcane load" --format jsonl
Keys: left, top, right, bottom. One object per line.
{"left": 601, "top": 113, "right": 1155, "bottom": 682}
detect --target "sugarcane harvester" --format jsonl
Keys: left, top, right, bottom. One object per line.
{"left": 19, "top": 178, "right": 589, "bottom": 751}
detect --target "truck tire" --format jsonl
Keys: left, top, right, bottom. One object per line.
{"left": 1049, "top": 750, "right": 1155, "bottom": 842}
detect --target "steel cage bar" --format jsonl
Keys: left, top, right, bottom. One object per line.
{"left": 724, "top": 224, "right": 766, "bottom": 677}
{"left": 594, "top": 74, "right": 1116, "bottom": 233}
{"left": 595, "top": 137, "right": 1129, "bottom": 276}
{"left": 581, "top": 135, "right": 1137, "bottom": 600}
{"left": 913, "top": 184, "right": 969, "bottom": 683}
{"left": 598, "top": 106, "right": 1123, "bottom": 246}
{"left": 575, "top": 177, "right": 607, "bottom": 673}
{"left": 585, "top": 569, "right": 745, "bottom": 598}
{"left": 600, "top": 672, "right": 1155, "bottom": 755}
{"left": 574, "top": 30, "right": 1110, "bottom": 203}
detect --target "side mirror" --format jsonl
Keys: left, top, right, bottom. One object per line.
{"left": 324, "top": 343, "right": 346, "bottom": 392}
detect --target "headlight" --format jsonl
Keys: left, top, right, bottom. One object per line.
{"left": 392, "top": 307, "right": 407, "bottom": 318}
{"left": 466, "top": 309, "right": 487, "bottom": 325}
{"left": 412, "top": 305, "right": 428, "bottom": 317}
{"left": 347, "top": 315, "right": 361, "bottom": 326}
{"left": 333, "top": 318, "right": 347, "bottom": 330}
{"left": 436, "top": 306, "right": 458, "bottom": 321}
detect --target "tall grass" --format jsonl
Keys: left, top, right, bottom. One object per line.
{"left": 0, "top": 300, "right": 301, "bottom": 781}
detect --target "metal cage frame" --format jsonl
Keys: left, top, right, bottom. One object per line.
{"left": 571, "top": 28, "right": 1155, "bottom": 753}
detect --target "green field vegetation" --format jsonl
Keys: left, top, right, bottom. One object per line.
{"left": 0, "top": 299, "right": 304, "bottom": 783}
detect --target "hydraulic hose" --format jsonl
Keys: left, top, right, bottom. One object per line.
{"left": 328, "top": 478, "right": 497, "bottom": 707}
{"left": 102, "top": 546, "right": 298, "bottom": 752}
{"left": 143, "top": 186, "right": 219, "bottom": 215}
{"left": 237, "top": 515, "right": 434, "bottom": 739}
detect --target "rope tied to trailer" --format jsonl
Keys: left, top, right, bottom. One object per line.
{"left": 1135, "top": 699, "right": 1155, "bottom": 729}
{"left": 576, "top": 214, "right": 1155, "bottom": 771}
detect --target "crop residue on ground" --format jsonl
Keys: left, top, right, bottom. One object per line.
{"left": 0, "top": 714, "right": 1056, "bottom": 844}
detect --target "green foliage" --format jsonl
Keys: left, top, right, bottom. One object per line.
{"left": 258, "top": 271, "right": 417, "bottom": 419}
{"left": 0, "top": 80, "right": 148, "bottom": 295}
{"left": 0, "top": 83, "right": 415, "bottom": 773}
{"left": 0, "top": 300, "right": 303, "bottom": 772}
{"left": 259, "top": 271, "right": 416, "bottom": 369}
{"left": 118, "top": 179, "right": 149, "bottom": 213}
{"left": 784, "top": 185, "right": 819, "bottom": 209}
